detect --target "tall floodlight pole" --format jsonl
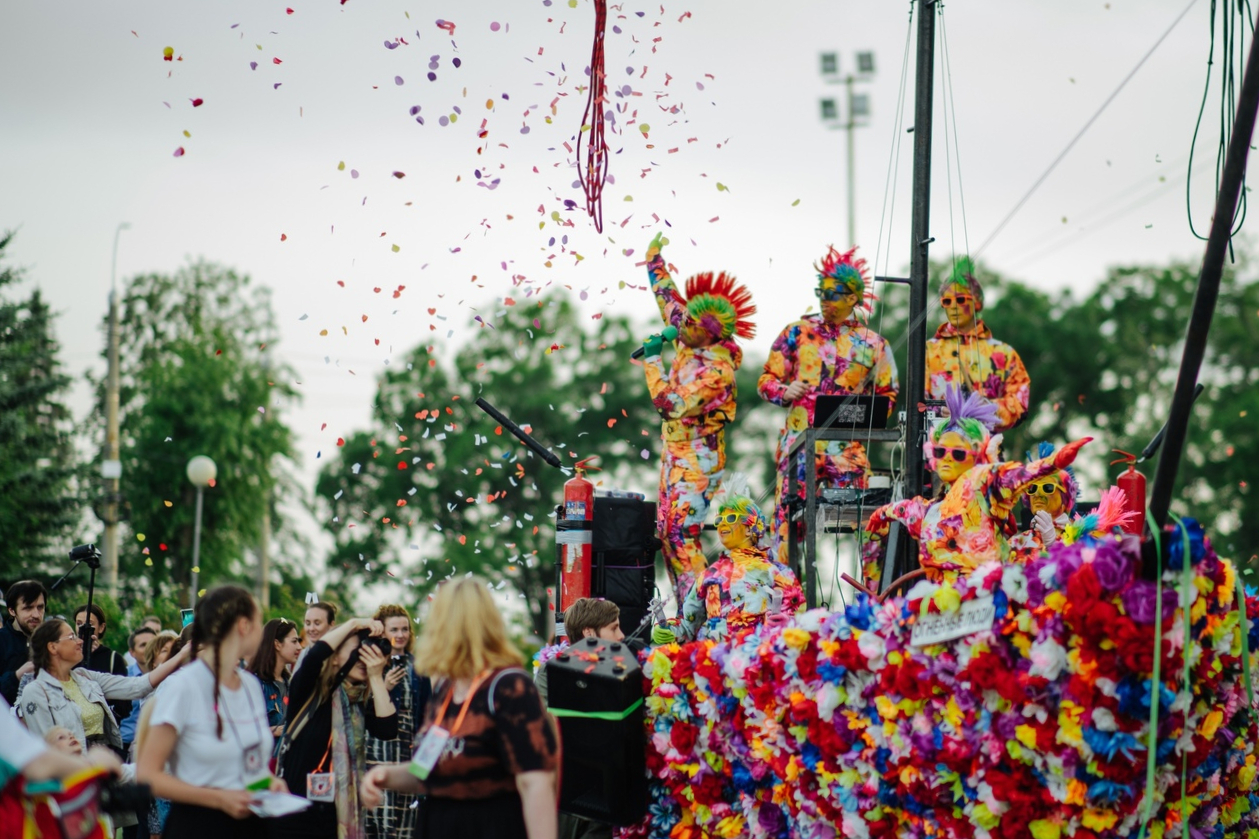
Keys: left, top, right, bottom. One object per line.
{"left": 104, "top": 221, "right": 130, "bottom": 598}
{"left": 820, "top": 51, "right": 875, "bottom": 245}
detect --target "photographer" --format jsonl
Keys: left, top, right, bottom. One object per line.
{"left": 271, "top": 617, "right": 397, "bottom": 839}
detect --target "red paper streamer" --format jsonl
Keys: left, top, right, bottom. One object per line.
{"left": 576, "top": 0, "right": 609, "bottom": 232}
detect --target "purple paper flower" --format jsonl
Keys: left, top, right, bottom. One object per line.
{"left": 1121, "top": 580, "right": 1179, "bottom": 624}
{"left": 1090, "top": 541, "right": 1133, "bottom": 593}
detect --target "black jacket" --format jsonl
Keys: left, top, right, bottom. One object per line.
{"left": 278, "top": 640, "right": 398, "bottom": 794}
{"left": 0, "top": 620, "right": 31, "bottom": 706}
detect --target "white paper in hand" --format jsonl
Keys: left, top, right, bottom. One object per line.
{"left": 249, "top": 792, "right": 313, "bottom": 819}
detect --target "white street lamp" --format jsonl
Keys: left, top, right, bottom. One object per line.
{"left": 186, "top": 455, "right": 217, "bottom": 609}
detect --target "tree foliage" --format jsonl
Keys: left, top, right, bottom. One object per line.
{"left": 92, "top": 261, "right": 301, "bottom": 605}
{"left": 316, "top": 295, "right": 660, "bottom": 635}
{"left": 0, "top": 232, "right": 81, "bottom": 578}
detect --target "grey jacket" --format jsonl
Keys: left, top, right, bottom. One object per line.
{"left": 16, "top": 668, "right": 153, "bottom": 751}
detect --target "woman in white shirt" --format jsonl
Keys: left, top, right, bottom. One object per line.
{"left": 136, "top": 584, "right": 285, "bottom": 839}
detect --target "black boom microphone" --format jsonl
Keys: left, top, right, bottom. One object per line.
{"left": 629, "top": 325, "right": 678, "bottom": 360}
{"left": 474, "top": 398, "right": 563, "bottom": 468}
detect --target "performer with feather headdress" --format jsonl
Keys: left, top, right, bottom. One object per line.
{"left": 640, "top": 233, "right": 756, "bottom": 605}
{"left": 866, "top": 385, "right": 1090, "bottom": 581}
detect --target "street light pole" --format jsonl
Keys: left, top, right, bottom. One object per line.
{"left": 845, "top": 73, "right": 857, "bottom": 247}
{"left": 186, "top": 455, "right": 217, "bottom": 609}
{"left": 820, "top": 52, "right": 874, "bottom": 246}
{"left": 104, "top": 222, "right": 130, "bottom": 598}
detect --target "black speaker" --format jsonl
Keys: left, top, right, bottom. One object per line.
{"left": 592, "top": 496, "right": 658, "bottom": 635}
{"left": 546, "top": 636, "right": 648, "bottom": 825}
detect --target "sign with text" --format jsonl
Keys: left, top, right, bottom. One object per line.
{"left": 909, "top": 595, "right": 997, "bottom": 646}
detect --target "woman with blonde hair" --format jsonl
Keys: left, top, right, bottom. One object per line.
{"left": 360, "top": 576, "right": 558, "bottom": 839}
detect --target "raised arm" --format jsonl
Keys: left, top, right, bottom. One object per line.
{"left": 866, "top": 497, "right": 930, "bottom": 542}
{"left": 645, "top": 233, "right": 689, "bottom": 329}
{"left": 989, "top": 437, "right": 1091, "bottom": 519}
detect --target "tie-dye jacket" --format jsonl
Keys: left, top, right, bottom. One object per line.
{"left": 866, "top": 452, "right": 1065, "bottom": 580}
{"left": 925, "top": 320, "right": 1030, "bottom": 432}
{"left": 675, "top": 547, "right": 804, "bottom": 643}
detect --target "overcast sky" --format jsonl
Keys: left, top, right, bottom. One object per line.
{"left": 0, "top": 0, "right": 1233, "bottom": 586}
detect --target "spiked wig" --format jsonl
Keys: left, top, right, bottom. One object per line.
{"left": 682, "top": 271, "right": 757, "bottom": 341}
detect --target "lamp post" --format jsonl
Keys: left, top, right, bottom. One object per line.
{"left": 186, "top": 455, "right": 217, "bottom": 609}
{"left": 819, "top": 51, "right": 875, "bottom": 246}
{"left": 104, "top": 221, "right": 130, "bottom": 598}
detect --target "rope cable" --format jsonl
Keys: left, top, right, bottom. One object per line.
{"left": 975, "top": 0, "right": 1199, "bottom": 258}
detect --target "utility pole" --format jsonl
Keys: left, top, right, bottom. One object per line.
{"left": 259, "top": 487, "right": 271, "bottom": 611}
{"left": 103, "top": 222, "right": 130, "bottom": 598}
{"left": 820, "top": 51, "right": 875, "bottom": 245}
{"left": 889, "top": 0, "right": 937, "bottom": 584}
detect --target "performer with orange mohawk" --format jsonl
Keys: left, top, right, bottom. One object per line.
{"left": 758, "top": 245, "right": 899, "bottom": 562}
{"left": 641, "top": 233, "right": 756, "bottom": 604}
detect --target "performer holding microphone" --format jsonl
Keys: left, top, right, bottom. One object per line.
{"left": 639, "top": 233, "right": 757, "bottom": 605}
{"left": 758, "top": 245, "right": 898, "bottom": 562}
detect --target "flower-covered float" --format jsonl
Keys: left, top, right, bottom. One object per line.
{"left": 629, "top": 521, "right": 1259, "bottom": 839}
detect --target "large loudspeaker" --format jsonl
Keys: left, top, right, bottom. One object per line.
{"left": 591, "top": 496, "right": 658, "bottom": 636}
{"left": 546, "top": 636, "right": 647, "bottom": 825}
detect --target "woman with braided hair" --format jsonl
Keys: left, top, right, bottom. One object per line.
{"left": 136, "top": 585, "right": 283, "bottom": 839}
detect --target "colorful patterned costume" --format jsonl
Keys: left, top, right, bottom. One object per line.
{"left": 643, "top": 242, "right": 754, "bottom": 603}
{"left": 926, "top": 257, "right": 1030, "bottom": 432}
{"left": 867, "top": 453, "right": 1068, "bottom": 580}
{"left": 866, "top": 386, "right": 1088, "bottom": 582}
{"left": 926, "top": 320, "right": 1030, "bottom": 432}
{"left": 758, "top": 315, "right": 898, "bottom": 561}
{"left": 675, "top": 546, "right": 804, "bottom": 643}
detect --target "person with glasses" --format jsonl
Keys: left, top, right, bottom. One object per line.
{"left": 654, "top": 493, "right": 803, "bottom": 644}
{"left": 925, "top": 257, "right": 1030, "bottom": 433}
{"left": 15, "top": 618, "right": 189, "bottom": 761}
{"left": 866, "top": 386, "right": 1090, "bottom": 582}
{"left": 1007, "top": 441, "right": 1081, "bottom": 557}
{"left": 640, "top": 232, "right": 758, "bottom": 605}
{"left": 757, "top": 245, "right": 899, "bottom": 564}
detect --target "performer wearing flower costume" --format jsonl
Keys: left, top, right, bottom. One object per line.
{"left": 654, "top": 495, "right": 804, "bottom": 645}
{"left": 865, "top": 386, "right": 1090, "bottom": 581}
{"left": 642, "top": 233, "right": 756, "bottom": 604}
{"left": 757, "top": 245, "right": 899, "bottom": 562}
{"left": 925, "top": 257, "right": 1030, "bottom": 432}
{"left": 1009, "top": 441, "right": 1081, "bottom": 559}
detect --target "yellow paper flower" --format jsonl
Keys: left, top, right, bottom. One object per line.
{"left": 1015, "top": 724, "right": 1039, "bottom": 749}
{"left": 782, "top": 628, "right": 811, "bottom": 649}
{"left": 1028, "top": 818, "right": 1062, "bottom": 839}
{"left": 933, "top": 584, "right": 962, "bottom": 613}
{"left": 1081, "top": 809, "right": 1118, "bottom": 831}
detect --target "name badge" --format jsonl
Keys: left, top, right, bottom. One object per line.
{"left": 408, "top": 725, "right": 451, "bottom": 781}
{"left": 307, "top": 772, "right": 335, "bottom": 802}
{"left": 243, "top": 743, "right": 270, "bottom": 792}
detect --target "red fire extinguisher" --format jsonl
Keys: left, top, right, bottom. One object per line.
{"left": 556, "top": 458, "right": 599, "bottom": 637}
{"left": 1110, "top": 450, "right": 1146, "bottom": 536}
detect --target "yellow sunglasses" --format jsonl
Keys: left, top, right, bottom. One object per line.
{"left": 717, "top": 512, "right": 743, "bottom": 524}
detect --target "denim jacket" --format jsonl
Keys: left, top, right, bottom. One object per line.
{"left": 16, "top": 668, "right": 152, "bottom": 751}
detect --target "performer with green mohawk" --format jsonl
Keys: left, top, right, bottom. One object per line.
{"left": 640, "top": 233, "right": 756, "bottom": 606}
{"left": 926, "top": 257, "right": 1030, "bottom": 432}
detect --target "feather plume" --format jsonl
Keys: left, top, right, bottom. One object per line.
{"left": 814, "top": 245, "right": 869, "bottom": 297}
{"left": 684, "top": 271, "right": 757, "bottom": 340}
{"left": 1093, "top": 485, "right": 1139, "bottom": 533}
{"left": 944, "top": 384, "right": 1000, "bottom": 433}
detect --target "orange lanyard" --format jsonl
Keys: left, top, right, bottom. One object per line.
{"left": 434, "top": 670, "right": 490, "bottom": 736}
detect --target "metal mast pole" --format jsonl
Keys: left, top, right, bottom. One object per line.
{"left": 892, "top": 0, "right": 937, "bottom": 583}
{"left": 1146, "top": 22, "right": 1259, "bottom": 553}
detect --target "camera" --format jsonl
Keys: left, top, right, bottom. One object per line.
{"left": 69, "top": 543, "right": 102, "bottom": 569}
{"left": 354, "top": 629, "right": 393, "bottom": 659}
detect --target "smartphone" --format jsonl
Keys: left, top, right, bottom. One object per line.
{"left": 388, "top": 655, "right": 406, "bottom": 672}
{"left": 180, "top": 609, "right": 195, "bottom": 628}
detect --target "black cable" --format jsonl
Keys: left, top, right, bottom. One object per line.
{"left": 975, "top": 0, "right": 1199, "bottom": 258}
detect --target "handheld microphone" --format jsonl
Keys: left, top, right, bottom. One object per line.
{"left": 630, "top": 325, "right": 678, "bottom": 359}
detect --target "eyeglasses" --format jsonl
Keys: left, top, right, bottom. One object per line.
{"left": 1026, "top": 483, "right": 1061, "bottom": 496}
{"left": 815, "top": 288, "right": 855, "bottom": 302}
{"left": 57, "top": 635, "right": 78, "bottom": 643}
{"left": 717, "top": 512, "right": 743, "bottom": 524}
{"left": 932, "top": 446, "right": 975, "bottom": 462}
{"left": 940, "top": 295, "right": 974, "bottom": 307}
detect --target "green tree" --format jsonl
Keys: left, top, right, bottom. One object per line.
{"left": 92, "top": 261, "right": 301, "bottom": 606}
{"left": 316, "top": 295, "right": 658, "bottom": 635}
{"left": 0, "top": 232, "right": 81, "bottom": 578}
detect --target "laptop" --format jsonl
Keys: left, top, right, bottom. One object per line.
{"left": 812, "top": 394, "right": 892, "bottom": 429}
